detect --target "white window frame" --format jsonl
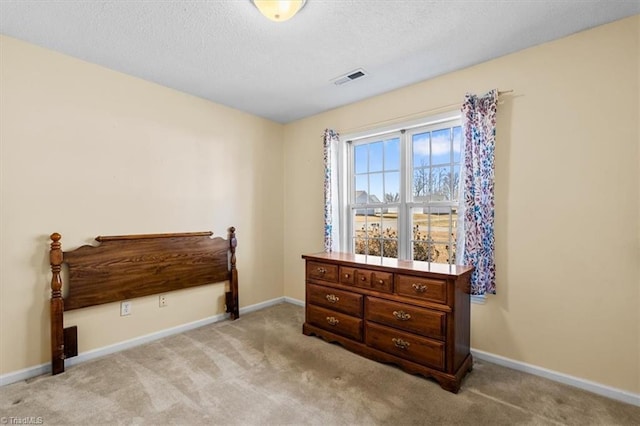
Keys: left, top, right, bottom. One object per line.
{"left": 340, "top": 111, "right": 462, "bottom": 263}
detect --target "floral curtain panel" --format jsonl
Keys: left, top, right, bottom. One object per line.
{"left": 460, "top": 90, "right": 498, "bottom": 295}
{"left": 323, "top": 129, "right": 340, "bottom": 252}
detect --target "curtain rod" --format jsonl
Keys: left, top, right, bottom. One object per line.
{"left": 338, "top": 89, "right": 513, "bottom": 136}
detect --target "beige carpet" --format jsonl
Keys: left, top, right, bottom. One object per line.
{"left": 1, "top": 303, "right": 638, "bottom": 425}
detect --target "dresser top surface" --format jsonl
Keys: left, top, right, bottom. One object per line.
{"left": 302, "top": 252, "right": 473, "bottom": 278}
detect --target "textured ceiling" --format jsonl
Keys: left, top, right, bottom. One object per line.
{"left": 1, "top": 1, "right": 638, "bottom": 123}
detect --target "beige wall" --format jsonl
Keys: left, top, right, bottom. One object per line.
{"left": 284, "top": 16, "right": 640, "bottom": 393}
{"left": 0, "top": 36, "right": 284, "bottom": 374}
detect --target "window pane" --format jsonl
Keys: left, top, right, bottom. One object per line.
{"left": 381, "top": 207, "right": 398, "bottom": 258}
{"left": 430, "top": 210, "right": 454, "bottom": 242}
{"left": 385, "top": 138, "right": 400, "bottom": 170}
{"left": 369, "top": 238, "right": 382, "bottom": 257}
{"left": 354, "top": 207, "right": 368, "bottom": 224}
{"left": 354, "top": 144, "right": 368, "bottom": 174}
{"left": 369, "top": 173, "right": 383, "bottom": 203}
{"left": 381, "top": 209, "right": 398, "bottom": 234}
{"left": 412, "top": 208, "right": 429, "bottom": 261}
{"left": 431, "top": 128, "right": 451, "bottom": 166}
{"left": 413, "top": 167, "right": 429, "bottom": 200}
{"left": 429, "top": 242, "right": 452, "bottom": 263}
{"left": 354, "top": 236, "right": 367, "bottom": 255}
{"left": 369, "top": 141, "right": 383, "bottom": 172}
{"left": 353, "top": 209, "right": 370, "bottom": 254}
{"left": 364, "top": 210, "right": 381, "bottom": 255}
{"left": 451, "top": 165, "right": 460, "bottom": 201}
{"left": 384, "top": 172, "right": 399, "bottom": 202}
{"left": 413, "top": 132, "right": 430, "bottom": 168}
{"left": 412, "top": 208, "right": 428, "bottom": 241}
{"left": 430, "top": 166, "right": 451, "bottom": 200}
{"left": 355, "top": 175, "right": 368, "bottom": 201}
{"left": 453, "top": 126, "right": 462, "bottom": 163}
{"left": 413, "top": 241, "right": 432, "bottom": 262}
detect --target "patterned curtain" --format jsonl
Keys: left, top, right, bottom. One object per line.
{"left": 323, "top": 129, "right": 340, "bottom": 252}
{"left": 460, "top": 90, "right": 498, "bottom": 295}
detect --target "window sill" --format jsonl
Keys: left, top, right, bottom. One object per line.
{"left": 471, "top": 294, "right": 486, "bottom": 304}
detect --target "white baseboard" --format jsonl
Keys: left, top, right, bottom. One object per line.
{"left": 0, "top": 297, "right": 286, "bottom": 387}
{"left": 239, "top": 296, "right": 285, "bottom": 314}
{"left": 471, "top": 348, "right": 640, "bottom": 407}
{"left": 284, "top": 296, "right": 304, "bottom": 307}
{"left": 0, "top": 363, "right": 51, "bottom": 387}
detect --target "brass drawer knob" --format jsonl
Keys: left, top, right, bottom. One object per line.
{"left": 326, "top": 316, "right": 339, "bottom": 326}
{"left": 344, "top": 273, "right": 350, "bottom": 278}
{"left": 412, "top": 283, "right": 427, "bottom": 293}
{"left": 393, "top": 310, "right": 411, "bottom": 321}
{"left": 361, "top": 276, "right": 367, "bottom": 281}
{"left": 317, "top": 267, "right": 326, "bottom": 274}
{"left": 325, "top": 294, "right": 339, "bottom": 303}
{"left": 392, "top": 337, "right": 410, "bottom": 350}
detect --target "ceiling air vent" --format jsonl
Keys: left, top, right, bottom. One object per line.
{"left": 332, "top": 69, "right": 368, "bottom": 86}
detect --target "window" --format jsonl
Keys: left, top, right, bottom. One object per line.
{"left": 345, "top": 114, "right": 462, "bottom": 264}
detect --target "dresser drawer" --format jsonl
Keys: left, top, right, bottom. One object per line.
{"left": 306, "top": 261, "right": 339, "bottom": 283}
{"left": 339, "top": 266, "right": 356, "bottom": 286}
{"left": 307, "top": 305, "right": 363, "bottom": 341}
{"left": 366, "top": 322, "right": 445, "bottom": 370}
{"left": 308, "top": 284, "right": 363, "bottom": 316}
{"left": 358, "top": 269, "right": 394, "bottom": 293}
{"left": 358, "top": 269, "right": 393, "bottom": 293}
{"left": 396, "top": 275, "right": 447, "bottom": 304}
{"left": 340, "top": 266, "right": 393, "bottom": 293}
{"left": 365, "top": 297, "right": 446, "bottom": 340}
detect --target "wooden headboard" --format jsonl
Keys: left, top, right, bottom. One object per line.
{"left": 49, "top": 227, "right": 239, "bottom": 375}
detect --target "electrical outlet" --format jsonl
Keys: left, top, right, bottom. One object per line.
{"left": 159, "top": 294, "right": 168, "bottom": 308}
{"left": 120, "top": 301, "right": 132, "bottom": 316}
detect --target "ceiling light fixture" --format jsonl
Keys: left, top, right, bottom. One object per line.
{"left": 252, "top": 0, "right": 307, "bottom": 22}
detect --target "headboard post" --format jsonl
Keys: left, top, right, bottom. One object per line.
{"left": 228, "top": 227, "right": 239, "bottom": 319}
{"left": 49, "top": 233, "right": 65, "bottom": 375}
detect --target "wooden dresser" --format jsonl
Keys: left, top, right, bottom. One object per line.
{"left": 302, "top": 252, "right": 474, "bottom": 393}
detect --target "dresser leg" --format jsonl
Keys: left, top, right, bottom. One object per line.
{"left": 435, "top": 377, "right": 461, "bottom": 393}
